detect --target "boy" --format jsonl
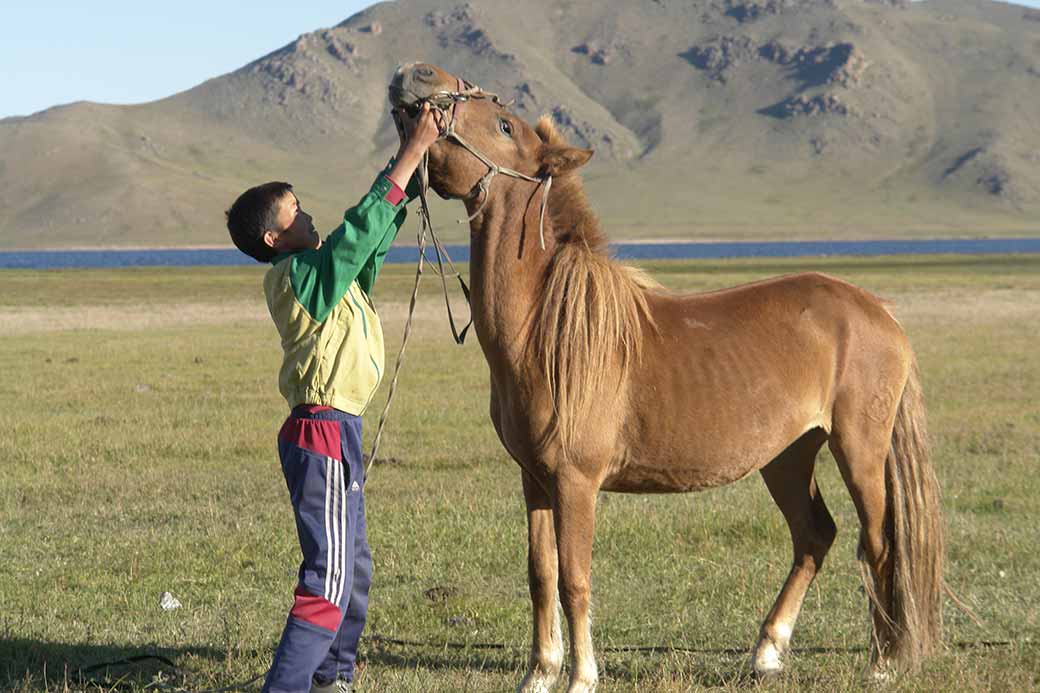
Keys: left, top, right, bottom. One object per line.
{"left": 225, "top": 103, "right": 440, "bottom": 693}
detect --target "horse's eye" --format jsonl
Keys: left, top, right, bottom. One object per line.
{"left": 499, "top": 119, "right": 513, "bottom": 137}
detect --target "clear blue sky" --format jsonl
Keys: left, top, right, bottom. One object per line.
{"left": 2, "top": 0, "right": 1039, "bottom": 119}
{"left": 0, "top": 1, "right": 373, "bottom": 118}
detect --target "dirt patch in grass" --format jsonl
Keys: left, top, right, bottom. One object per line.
{"left": 885, "top": 289, "right": 1040, "bottom": 324}
{"left": 0, "top": 301, "right": 269, "bottom": 333}
{"left": 0, "top": 298, "right": 458, "bottom": 334}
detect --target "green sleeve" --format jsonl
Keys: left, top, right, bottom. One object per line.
{"left": 356, "top": 206, "right": 408, "bottom": 295}
{"left": 355, "top": 157, "right": 419, "bottom": 294}
{"left": 288, "top": 169, "right": 408, "bottom": 322}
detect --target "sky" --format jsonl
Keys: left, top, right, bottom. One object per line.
{"left": 2, "top": 0, "right": 1039, "bottom": 119}
{"left": 0, "top": 1, "right": 373, "bottom": 118}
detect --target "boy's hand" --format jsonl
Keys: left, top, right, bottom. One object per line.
{"left": 388, "top": 102, "right": 443, "bottom": 193}
{"left": 415, "top": 102, "right": 443, "bottom": 147}
{"left": 398, "top": 102, "right": 442, "bottom": 157}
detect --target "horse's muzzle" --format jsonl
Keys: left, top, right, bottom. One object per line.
{"left": 389, "top": 62, "right": 454, "bottom": 114}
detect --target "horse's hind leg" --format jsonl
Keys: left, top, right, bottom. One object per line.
{"left": 518, "top": 469, "right": 564, "bottom": 693}
{"left": 752, "top": 429, "right": 836, "bottom": 677}
{"left": 828, "top": 415, "right": 898, "bottom": 671}
{"left": 830, "top": 362, "right": 944, "bottom": 674}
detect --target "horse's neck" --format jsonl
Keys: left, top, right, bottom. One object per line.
{"left": 467, "top": 187, "right": 552, "bottom": 361}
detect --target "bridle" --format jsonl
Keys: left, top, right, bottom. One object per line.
{"left": 390, "top": 77, "right": 555, "bottom": 249}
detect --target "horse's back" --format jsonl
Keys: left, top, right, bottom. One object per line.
{"left": 649, "top": 271, "right": 907, "bottom": 360}
{"left": 667, "top": 271, "right": 891, "bottom": 317}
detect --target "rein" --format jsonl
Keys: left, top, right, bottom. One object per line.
{"left": 365, "top": 150, "right": 468, "bottom": 478}
{"left": 367, "top": 78, "right": 554, "bottom": 478}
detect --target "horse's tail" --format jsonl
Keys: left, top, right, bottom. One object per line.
{"left": 862, "top": 361, "right": 945, "bottom": 668}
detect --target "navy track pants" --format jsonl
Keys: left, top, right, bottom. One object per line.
{"left": 262, "top": 405, "right": 372, "bottom": 693}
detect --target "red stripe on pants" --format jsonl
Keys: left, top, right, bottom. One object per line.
{"left": 279, "top": 417, "right": 341, "bottom": 460}
{"left": 290, "top": 587, "right": 342, "bottom": 632}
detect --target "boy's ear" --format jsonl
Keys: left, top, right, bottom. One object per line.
{"left": 539, "top": 145, "right": 594, "bottom": 177}
{"left": 262, "top": 229, "right": 279, "bottom": 249}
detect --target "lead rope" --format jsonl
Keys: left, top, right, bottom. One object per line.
{"left": 366, "top": 151, "right": 469, "bottom": 478}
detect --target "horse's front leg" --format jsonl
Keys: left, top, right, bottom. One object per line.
{"left": 518, "top": 469, "right": 564, "bottom": 693}
{"left": 553, "top": 472, "right": 599, "bottom": 693}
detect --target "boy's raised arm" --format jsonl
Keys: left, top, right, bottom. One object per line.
{"left": 289, "top": 104, "right": 441, "bottom": 321}
{"left": 288, "top": 170, "right": 409, "bottom": 322}
{"left": 355, "top": 201, "right": 408, "bottom": 295}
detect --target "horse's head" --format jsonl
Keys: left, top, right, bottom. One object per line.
{"left": 389, "top": 62, "right": 593, "bottom": 202}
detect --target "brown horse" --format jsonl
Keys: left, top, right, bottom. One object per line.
{"left": 390, "top": 63, "right": 947, "bottom": 692}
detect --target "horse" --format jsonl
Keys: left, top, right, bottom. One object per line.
{"left": 389, "top": 62, "right": 948, "bottom": 692}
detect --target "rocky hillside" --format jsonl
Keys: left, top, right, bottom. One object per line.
{"left": 1, "top": 0, "right": 1038, "bottom": 248}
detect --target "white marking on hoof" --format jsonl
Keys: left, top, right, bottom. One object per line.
{"left": 752, "top": 623, "right": 792, "bottom": 677}
{"left": 565, "top": 678, "right": 597, "bottom": 693}
{"left": 565, "top": 604, "right": 597, "bottom": 693}
{"left": 518, "top": 647, "right": 563, "bottom": 693}
{"left": 565, "top": 657, "right": 607, "bottom": 686}
{"left": 752, "top": 641, "right": 784, "bottom": 677}
{"left": 867, "top": 662, "right": 895, "bottom": 685}
{"left": 567, "top": 649, "right": 598, "bottom": 691}
{"left": 565, "top": 659, "right": 598, "bottom": 693}
{"left": 517, "top": 672, "right": 558, "bottom": 693}
{"left": 518, "top": 607, "right": 564, "bottom": 693}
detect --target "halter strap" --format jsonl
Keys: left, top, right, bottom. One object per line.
{"left": 424, "top": 80, "right": 554, "bottom": 250}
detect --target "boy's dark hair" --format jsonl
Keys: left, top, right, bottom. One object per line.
{"left": 226, "top": 182, "right": 294, "bottom": 263}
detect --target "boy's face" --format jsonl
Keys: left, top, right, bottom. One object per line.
{"left": 263, "top": 191, "right": 320, "bottom": 253}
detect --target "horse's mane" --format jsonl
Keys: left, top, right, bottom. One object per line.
{"left": 528, "top": 116, "right": 660, "bottom": 455}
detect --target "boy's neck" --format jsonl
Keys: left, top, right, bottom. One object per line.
{"left": 271, "top": 250, "right": 299, "bottom": 265}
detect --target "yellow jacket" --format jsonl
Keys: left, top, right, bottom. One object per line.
{"left": 264, "top": 167, "right": 413, "bottom": 414}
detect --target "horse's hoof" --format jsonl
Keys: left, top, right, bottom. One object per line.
{"left": 865, "top": 662, "right": 896, "bottom": 685}
{"left": 751, "top": 641, "right": 786, "bottom": 679}
{"left": 752, "top": 663, "right": 784, "bottom": 681}
{"left": 752, "top": 661, "right": 782, "bottom": 678}
{"left": 565, "top": 682, "right": 597, "bottom": 693}
{"left": 517, "top": 671, "right": 559, "bottom": 693}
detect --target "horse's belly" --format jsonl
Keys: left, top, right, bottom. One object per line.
{"left": 600, "top": 451, "right": 763, "bottom": 493}
{"left": 609, "top": 336, "right": 834, "bottom": 493}
{"left": 603, "top": 403, "right": 829, "bottom": 493}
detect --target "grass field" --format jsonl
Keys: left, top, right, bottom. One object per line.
{"left": 1, "top": 255, "right": 1038, "bottom": 692}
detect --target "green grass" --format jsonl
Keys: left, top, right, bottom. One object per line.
{"left": 1, "top": 255, "right": 1038, "bottom": 691}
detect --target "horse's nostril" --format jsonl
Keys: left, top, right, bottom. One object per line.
{"left": 415, "top": 66, "right": 435, "bottom": 80}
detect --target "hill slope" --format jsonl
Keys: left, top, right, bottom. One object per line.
{"left": 1, "top": 0, "right": 1038, "bottom": 249}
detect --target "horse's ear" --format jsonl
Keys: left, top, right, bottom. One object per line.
{"left": 540, "top": 145, "right": 594, "bottom": 177}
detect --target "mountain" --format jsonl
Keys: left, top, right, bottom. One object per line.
{"left": 2, "top": 0, "right": 1039, "bottom": 249}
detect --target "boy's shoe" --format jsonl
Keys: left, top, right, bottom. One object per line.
{"left": 310, "top": 677, "right": 353, "bottom": 693}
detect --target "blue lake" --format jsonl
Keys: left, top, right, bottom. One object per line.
{"left": 2, "top": 238, "right": 1039, "bottom": 270}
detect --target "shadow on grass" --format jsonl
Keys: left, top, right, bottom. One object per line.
{"left": 361, "top": 642, "right": 762, "bottom": 688}
{"left": 359, "top": 635, "right": 875, "bottom": 687}
{"left": 0, "top": 639, "right": 255, "bottom": 691}
{"left": 361, "top": 646, "right": 760, "bottom": 688}
{"left": 363, "top": 635, "right": 522, "bottom": 676}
